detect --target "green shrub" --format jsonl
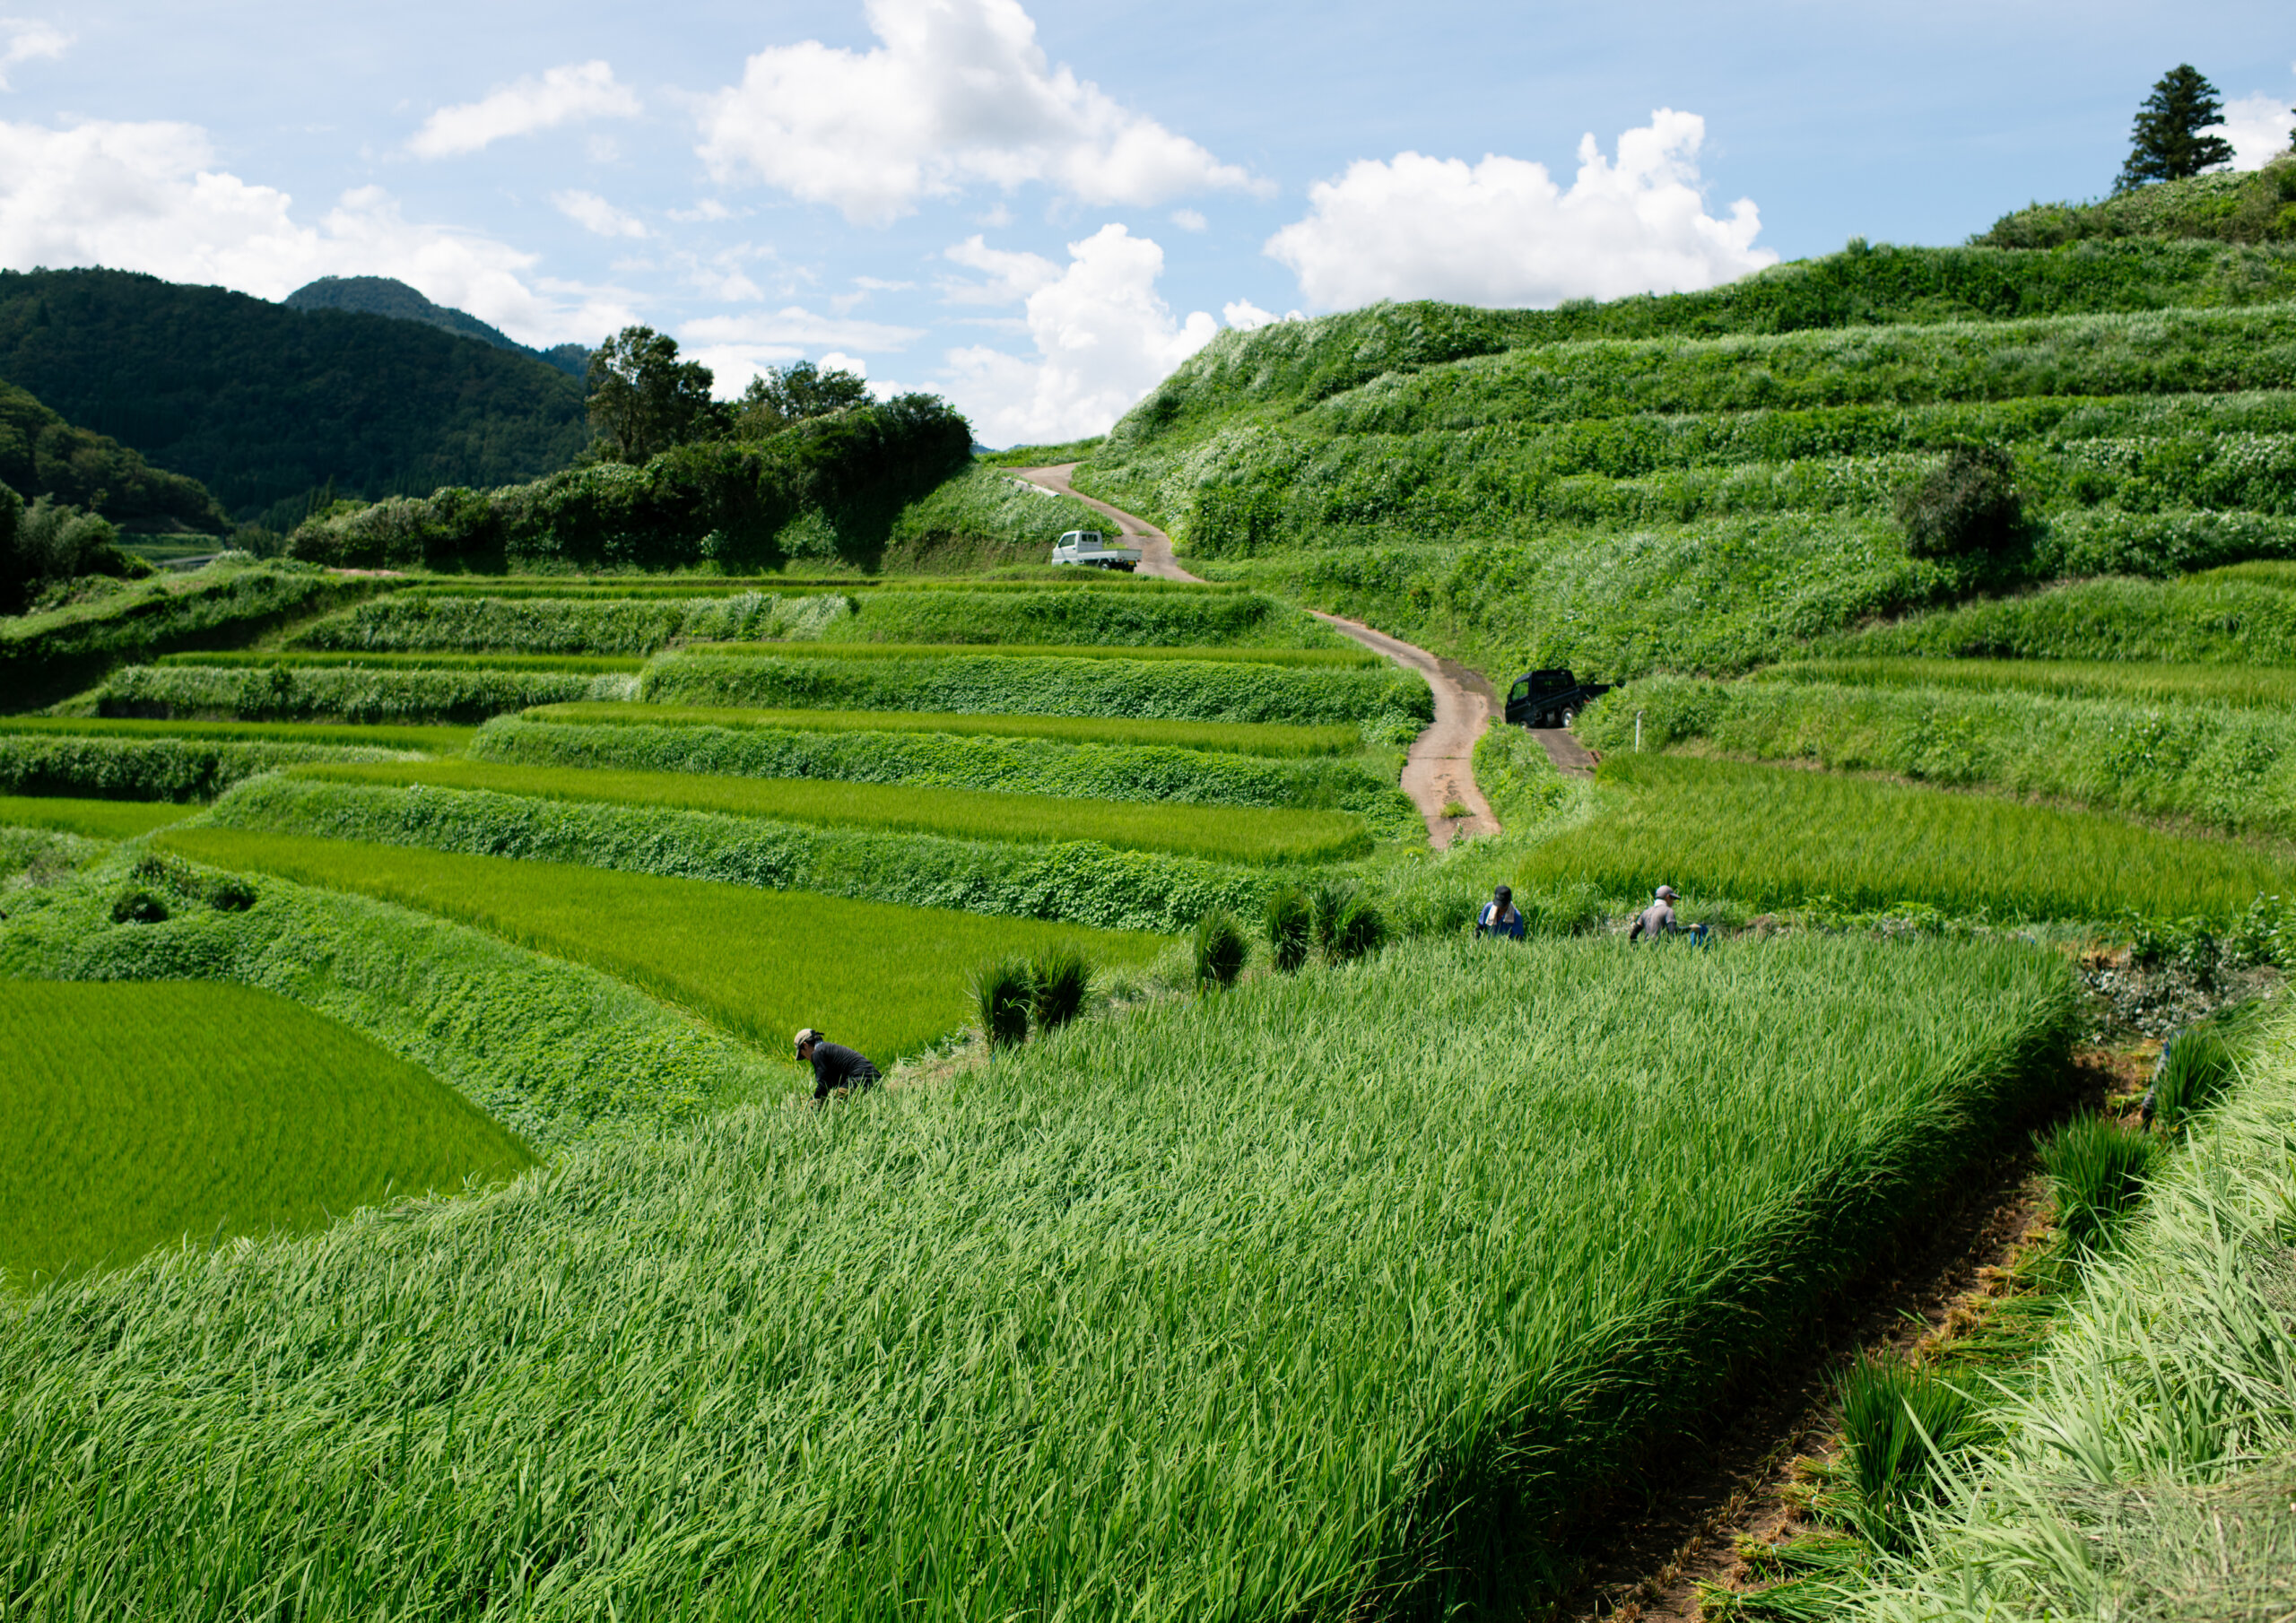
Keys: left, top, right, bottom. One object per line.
{"left": 1265, "top": 884, "right": 1312, "bottom": 972}
{"left": 0, "top": 733, "right": 421, "bottom": 803}
{"left": 1192, "top": 910, "right": 1248, "bottom": 986}
{"left": 1831, "top": 1356, "right": 1979, "bottom": 1552}
{"left": 2038, "top": 1115, "right": 2161, "bottom": 1250}
{"left": 1025, "top": 949, "right": 1091, "bottom": 1032}
{"left": 1895, "top": 443, "right": 2024, "bottom": 559}
{"left": 108, "top": 886, "right": 167, "bottom": 924}
{"left": 973, "top": 959, "right": 1034, "bottom": 1048}
{"left": 204, "top": 874, "right": 257, "bottom": 912}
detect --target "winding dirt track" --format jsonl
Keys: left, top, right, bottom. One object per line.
{"left": 1013, "top": 465, "right": 1498, "bottom": 848}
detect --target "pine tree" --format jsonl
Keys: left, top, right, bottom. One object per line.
{"left": 2118, "top": 65, "right": 2236, "bottom": 190}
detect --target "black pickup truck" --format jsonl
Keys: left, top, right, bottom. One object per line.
{"left": 1503, "top": 668, "right": 1613, "bottom": 730}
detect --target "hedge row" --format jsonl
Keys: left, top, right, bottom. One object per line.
{"left": 204, "top": 776, "right": 1274, "bottom": 934}
{"left": 640, "top": 651, "right": 1431, "bottom": 726}
{"left": 822, "top": 587, "right": 1338, "bottom": 648}
{"left": 1584, "top": 674, "right": 2296, "bottom": 841}
{"left": 0, "top": 733, "right": 415, "bottom": 802}
{"left": 99, "top": 664, "right": 636, "bottom": 725}
{"left": 294, "top": 592, "right": 857, "bottom": 655}
{"left": 466, "top": 716, "right": 1420, "bottom": 836}
{"left": 0, "top": 849, "right": 774, "bottom": 1147}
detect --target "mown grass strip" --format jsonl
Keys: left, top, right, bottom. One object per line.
{"left": 291, "top": 759, "right": 1374, "bottom": 865}
{"left": 1758, "top": 655, "right": 2296, "bottom": 709}
{"left": 1517, "top": 753, "right": 2295, "bottom": 923}
{"left": 527, "top": 701, "right": 1363, "bottom": 758}
{"left": 0, "top": 794, "right": 196, "bottom": 839}
{"left": 0, "top": 716, "right": 475, "bottom": 753}
{"left": 0, "top": 933, "right": 2074, "bottom": 1618}
{"left": 154, "top": 650, "right": 647, "bottom": 674}
{"left": 685, "top": 639, "right": 1382, "bottom": 667}
{"left": 157, "top": 828, "right": 1169, "bottom": 1062}
{"left": 0, "top": 981, "right": 533, "bottom": 1288}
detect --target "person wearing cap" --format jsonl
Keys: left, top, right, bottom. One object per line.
{"left": 1476, "top": 883, "right": 1526, "bottom": 940}
{"left": 795, "top": 1028, "right": 881, "bottom": 1103}
{"left": 1629, "top": 885, "right": 1682, "bottom": 941}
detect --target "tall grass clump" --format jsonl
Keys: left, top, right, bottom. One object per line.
{"left": 2036, "top": 1115, "right": 2161, "bottom": 1250}
{"left": 1025, "top": 949, "right": 1091, "bottom": 1031}
{"left": 1192, "top": 908, "right": 1248, "bottom": 985}
{"left": 1265, "top": 884, "right": 1313, "bottom": 972}
{"left": 2146, "top": 1020, "right": 2240, "bottom": 1131}
{"left": 0, "top": 934, "right": 2075, "bottom": 1619}
{"left": 972, "top": 958, "right": 1033, "bottom": 1048}
{"left": 1829, "top": 1357, "right": 1979, "bottom": 1553}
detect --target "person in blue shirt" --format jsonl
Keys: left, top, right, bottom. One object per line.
{"left": 1476, "top": 884, "right": 1526, "bottom": 940}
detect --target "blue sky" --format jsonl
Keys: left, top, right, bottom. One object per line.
{"left": 2, "top": 1, "right": 2291, "bottom": 444}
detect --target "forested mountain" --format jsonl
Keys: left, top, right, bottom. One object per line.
{"left": 0, "top": 269, "right": 590, "bottom": 525}
{"left": 283, "top": 277, "right": 591, "bottom": 378}
{"left": 0, "top": 378, "right": 225, "bottom": 532}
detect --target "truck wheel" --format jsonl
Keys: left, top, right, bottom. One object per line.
{"left": 1561, "top": 708, "right": 1576, "bottom": 730}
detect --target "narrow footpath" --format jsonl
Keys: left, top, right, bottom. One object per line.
{"left": 1013, "top": 466, "right": 1498, "bottom": 848}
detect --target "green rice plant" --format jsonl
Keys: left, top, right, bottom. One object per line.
{"left": 1757, "top": 656, "right": 2296, "bottom": 710}
{"left": 290, "top": 758, "right": 1372, "bottom": 866}
{"left": 390, "top": 578, "right": 860, "bottom": 599}
{"left": 155, "top": 648, "right": 647, "bottom": 673}
{"left": 1514, "top": 754, "right": 2296, "bottom": 924}
{"left": 291, "top": 591, "right": 855, "bottom": 654}
{"left": 1191, "top": 908, "right": 1248, "bottom": 985}
{"left": 1025, "top": 947, "right": 1091, "bottom": 1031}
{"left": 814, "top": 586, "right": 1344, "bottom": 648}
{"left": 2037, "top": 1115, "right": 2162, "bottom": 1250}
{"left": 1591, "top": 674, "right": 2296, "bottom": 841}
{"left": 0, "top": 734, "right": 428, "bottom": 804}
{"left": 1830, "top": 1356, "right": 1979, "bottom": 1553}
{"left": 0, "top": 716, "right": 476, "bottom": 753}
{"left": 99, "top": 661, "right": 633, "bottom": 724}
{"left": 1327, "top": 892, "right": 1389, "bottom": 962}
{"left": 1265, "top": 883, "right": 1313, "bottom": 972}
{"left": 0, "top": 933, "right": 2075, "bottom": 1619}
{"left": 198, "top": 772, "right": 1272, "bottom": 934}
{"left": 644, "top": 650, "right": 1429, "bottom": 727}
{"left": 526, "top": 701, "right": 1364, "bottom": 758}
{"left": 0, "top": 980, "right": 534, "bottom": 1286}
{"left": 153, "top": 827, "right": 1168, "bottom": 1066}
{"left": 973, "top": 958, "right": 1034, "bottom": 1048}
{"left": 0, "top": 795, "right": 196, "bottom": 839}
{"left": 684, "top": 638, "right": 1379, "bottom": 668}
{"left": 1, "top": 850, "right": 779, "bottom": 1146}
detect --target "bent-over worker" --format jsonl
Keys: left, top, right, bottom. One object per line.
{"left": 1477, "top": 884, "right": 1526, "bottom": 940}
{"left": 795, "top": 1028, "right": 881, "bottom": 1102}
{"left": 1628, "top": 885, "right": 1681, "bottom": 942}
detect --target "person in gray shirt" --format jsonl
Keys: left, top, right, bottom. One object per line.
{"left": 1629, "top": 885, "right": 1681, "bottom": 941}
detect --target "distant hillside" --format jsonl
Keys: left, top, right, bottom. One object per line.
{"left": 1979, "top": 156, "right": 2296, "bottom": 249}
{"left": 0, "top": 269, "right": 591, "bottom": 525}
{"left": 283, "top": 277, "right": 592, "bottom": 378}
{"left": 0, "top": 378, "right": 225, "bottom": 533}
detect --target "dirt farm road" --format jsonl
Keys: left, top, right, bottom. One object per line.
{"left": 1012, "top": 466, "right": 1500, "bottom": 848}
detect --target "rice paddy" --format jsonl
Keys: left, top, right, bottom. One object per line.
{"left": 528, "top": 701, "right": 1364, "bottom": 757}
{"left": 154, "top": 650, "right": 648, "bottom": 674}
{"left": 684, "top": 639, "right": 1383, "bottom": 667}
{"left": 154, "top": 828, "right": 1172, "bottom": 1062}
{"left": 1516, "top": 753, "right": 2296, "bottom": 922}
{"left": 0, "top": 795, "right": 198, "bottom": 839}
{"left": 0, "top": 716, "right": 476, "bottom": 752}
{"left": 285, "top": 758, "right": 1375, "bottom": 864}
{"left": 0, "top": 980, "right": 533, "bottom": 1286}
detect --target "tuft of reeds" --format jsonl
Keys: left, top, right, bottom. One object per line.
{"left": 972, "top": 959, "right": 1033, "bottom": 1048}
{"left": 1025, "top": 950, "right": 1090, "bottom": 1032}
{"left": 1192, "top": 910, "right": 1248, "bottom": 987}
{"left": 2148, "top": 1022, "right": 2239, "bottom": 1131}
{"left": 2038, "top": 1115, "right": 2162, "bottom": 1250}
{"left": 1327, "top": 893, "right": 1388, "bottom": 963}
{"left": 1265, "top": 885, "right": 1312, "bottom": 973}
{"left": 1831, "top": 1355, "right": 1979, "bottom": 1552}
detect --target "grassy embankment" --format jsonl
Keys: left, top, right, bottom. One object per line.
{"left": 0, "top": 980, "right": 533, "bottom": 1285}
{"left": 524, "top": 702, "right": 1363, "bottom": 757}
{"left": 0, "top": 933, "right": 2074, "bottom": 1619}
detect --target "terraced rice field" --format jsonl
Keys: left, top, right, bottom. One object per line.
{"left": 526, "top": 701, "right": 1365, "bottom": 756}
{"left": 0, "top": 795, "right": 198, "bottom": 839}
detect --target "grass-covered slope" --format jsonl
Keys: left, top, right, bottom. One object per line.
{"left": 0, "top": 933, "right": 2074, "bottom": 1620}
{"left": 0, "top": 980, "right": 532, "bottom": 1285}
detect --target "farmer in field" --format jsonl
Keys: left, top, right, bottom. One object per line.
{"left": 1629, "top": 885, "right": 1682, "bottom": 942}
{"left": 1476, "top": 884, "right": 1526, "bottom": 940}
{"left": 796, "top": 1028, "right": 881, "bottom": 1103}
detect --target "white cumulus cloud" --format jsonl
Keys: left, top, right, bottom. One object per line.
{"left": 696, "top": 0, "right": 1264, "bottom": 227}
{"left": 0, "top": 117, "right": 630, "bottom": 345}
{"left": 680, "top": 308, "right": 928, "bottom": 395}
{"left": 2222, "top": 82, "right": 2296, "bottom": 169}
{"left": 410, "top": 60, "right": 639, "bottom": 160}
{"left": 0, "top": 16, "right": 69, "bottom": 90}
{"left": 941, "top": 222, "right": 1222, "bottom": 445}
{"left": 1265, "top": 110, "right": 1777, "bottom": 311}
{"left": 553, "top": 188, "right": 648, "bottom": 239}
{"left": 941, "top": 232, "right": 1060, "bottom": 304}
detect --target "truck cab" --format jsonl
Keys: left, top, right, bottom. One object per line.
{"left": 1505, "top": 668, "right": 1612, "bottom": 729}
{"left": 1049, "top": 530, "right": 1143, "bottom": 570}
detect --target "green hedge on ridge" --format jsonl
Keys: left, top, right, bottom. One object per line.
{"left": 99, "top": 663, "right": 636, "bottom": 724}
{"left": 820, "top": 586, "right": 1340, "bottom": 648}
{"left": 292, "top": 592, "right": 857, "bottom": 655}
{"left": 0, "top": 733, "right": 421, "bottom": 803}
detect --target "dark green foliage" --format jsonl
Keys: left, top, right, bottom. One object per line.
{"left": 586, "top": 326, "right": 719, "bottom": 464}
{"left": 643, "top": 650, "right": 1430, "bottom": 726}
{"left": 1308, "top": 876, "right": 1356, "bottom": 957}
{"left": 1192, "top": 909, "right": 1248, "bottom": 986}
{"left": 2119, "top": 65, "right": 2236, "bottom": 192}
{"left": 733, "top": 360, "right": 871, "bottom": 438}
{"left": 1025, "top": 949, "right": 1091, "bottom": 1032}
{"left": 2038, "top": 1116, "right": 2162, "bottom": 1249}
{"left": 973, "top": 958, "right": 1033, "bottom": 1047}
{"left": 284, "top": 276, "right": 586, "bottom": 377}
{"left": 0, "top": 493, "right": 151, "bottom": 616}
{"left": 205, "top": 875, "right": 257, "bottom": 912}
{"left": 0, "top": 379, "right": 226, "bottom": 534}
{"left": 1327, "top": 893, "right": 1388, "bottom": 962}
{"left": 286, "top": 396, "right": 973, "bottom": 573}
{"left": 1831, "top": 1356, "right": 1979, "bottom": 1551}
{"left": 1265, "top": 884, "right": 1313, "bottom": 972}
{"left": 1895, "top": 444, "right": 2024, "bottom": 559}
{"left": 108, "top": 887, "right": 167, "bottom": 924}
{"left": 0, "top": 268, "right": 588, "bottom": 519}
